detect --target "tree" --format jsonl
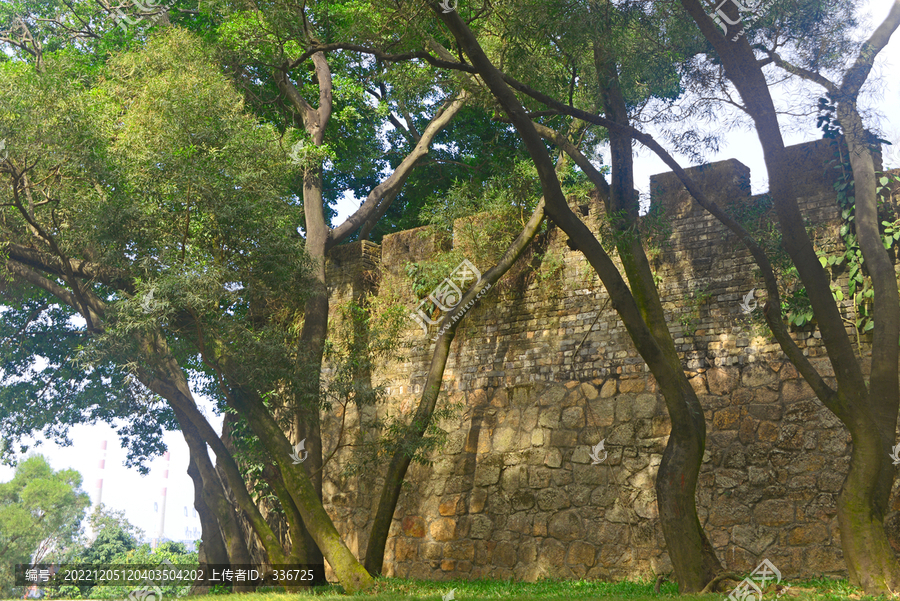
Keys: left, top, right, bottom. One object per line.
{"left": 75, "top": 505, "right": 144, "bottom": 565}
{"left": 0, "top": 23, "right": 319, "bottom": 586}
{"left": 669, "top": 0, "right": 900, "bottom": 592}
{"left": 0, "top": 0, "right": 491, "bottom": 590}
{"left": 0, "top": 455, "right": 90, "bottom": 593}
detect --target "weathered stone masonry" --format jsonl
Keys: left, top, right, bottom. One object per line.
{"left": 318, "top": 138, "right": 900, "bottom": 582}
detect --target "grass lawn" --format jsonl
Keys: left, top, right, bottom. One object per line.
{"left": 178, "top": 576, "right": 886, "bottom": 601}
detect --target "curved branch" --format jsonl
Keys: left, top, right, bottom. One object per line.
{"left": 328, "top": 89, "right": 470, "bottom": 248}
{"left": 764, "top": 50, "right": 838, "bottom": 93}
{"left": 5, "top": 242, "right": 133, "bottom": 292}
{"left": 841, "top": 0, "right": 900, "bottom": 100}
{"left": 530, "top": 121, "right": 611, "bottom": 208}
{"left": 285, "top": 43, "right": 477, "bottom": 75}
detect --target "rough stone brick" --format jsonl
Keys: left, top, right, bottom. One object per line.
{"left": 566, "top": 541, "right": 597, "bottom": 566}
{"left": 430, "top": 518, "right": 456, "bottom": 541}
{"left": 402, "top": 515, "right": 426, "bottom": 537}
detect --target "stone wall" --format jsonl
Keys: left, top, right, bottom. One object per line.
{"left": 318, "top": 138, "right": 899, "bottom": 582}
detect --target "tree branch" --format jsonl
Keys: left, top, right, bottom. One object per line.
{"left": 840, "top": 0, "right": 900, "bottom": 100}
{"left": 327, "top": 89, "right": 469, "bottom": 248}
{"left": 764, "top": 50, "right": 838, "bottom": 93}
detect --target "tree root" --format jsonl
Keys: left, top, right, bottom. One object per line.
{"left": 654, "top": 573, "right": 670, "bottom": 594}
{"left": 700, "top": 572, "right": 745, "bottom": 594}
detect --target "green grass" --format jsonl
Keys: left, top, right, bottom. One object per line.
{"left": 177, "top": 575, "right": 890, "bottom": 601}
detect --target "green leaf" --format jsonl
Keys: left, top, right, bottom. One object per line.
{"left": 864, "top": 320, "right": 875, "bottom": 332}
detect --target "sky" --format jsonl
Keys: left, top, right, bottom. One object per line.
{"left": 1, "top": 0, "right": 898, "bottom": 549}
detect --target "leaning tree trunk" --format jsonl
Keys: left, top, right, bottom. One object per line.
{"left": 365, "top": 199, "right": 546, "bottom": 574}
{"left": 262, "top": 463, "right": 329, "bottom": 586}
{"left": 174, "top": 406, "right": 255, "bottom": 593}
{"left": 593, "top": 40, "right": 722, "bottom": 589}
{"left": 133, "top": 337, "right": 291, "bottom": 567}
{"left": 225, "top": 386, "right": 374, "bottom": 592}
{"left": 162, "top": 309, "right": 373, "bottom": 592}
{"left": 838, "top": 412, "right": 900, "bottom": 592}
{"left": 834, "top": 100, "right": 900, "bottom": 591}
{"left": 429, "top": 5, "right": 729, "bottom": 590}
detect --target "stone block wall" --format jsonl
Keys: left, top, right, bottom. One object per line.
{"left": 318, "top": 138, "right": 898, "bottom": 583}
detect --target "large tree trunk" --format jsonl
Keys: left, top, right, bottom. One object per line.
{"left": 593, "top": 40, "right": 721, "bottom": 590}
{"left": 132, "top": 336, "right": 291, "bottom": 567}
{"left": 430, "top": 5, "right": 727, "bottom": 591}
{"left": 185, "top": 325, "right": 372, "bottom": 592}
{"left": 187, "top": 455, "right": 229, "bottom": 565}
{"left": 174, "top": 406, "right": 255, "bottom": 593}
{"left": 186, "top": 454, "right": 227, "bottom": 595}
{"left": 294, "top": 162, "right": 328, "bottom": 573}
{"left": 226, "top": 387, "right": 374, "bottom": 592}
{"left": 833, "top": 102, "right": 900, "bottom": 591}
{"left": 838, "top": 410, "right": 900, "bottom": 591}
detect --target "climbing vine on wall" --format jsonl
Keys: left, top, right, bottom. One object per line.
{"left": 809, "top": 95, "right": 900, "bottom": 334}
